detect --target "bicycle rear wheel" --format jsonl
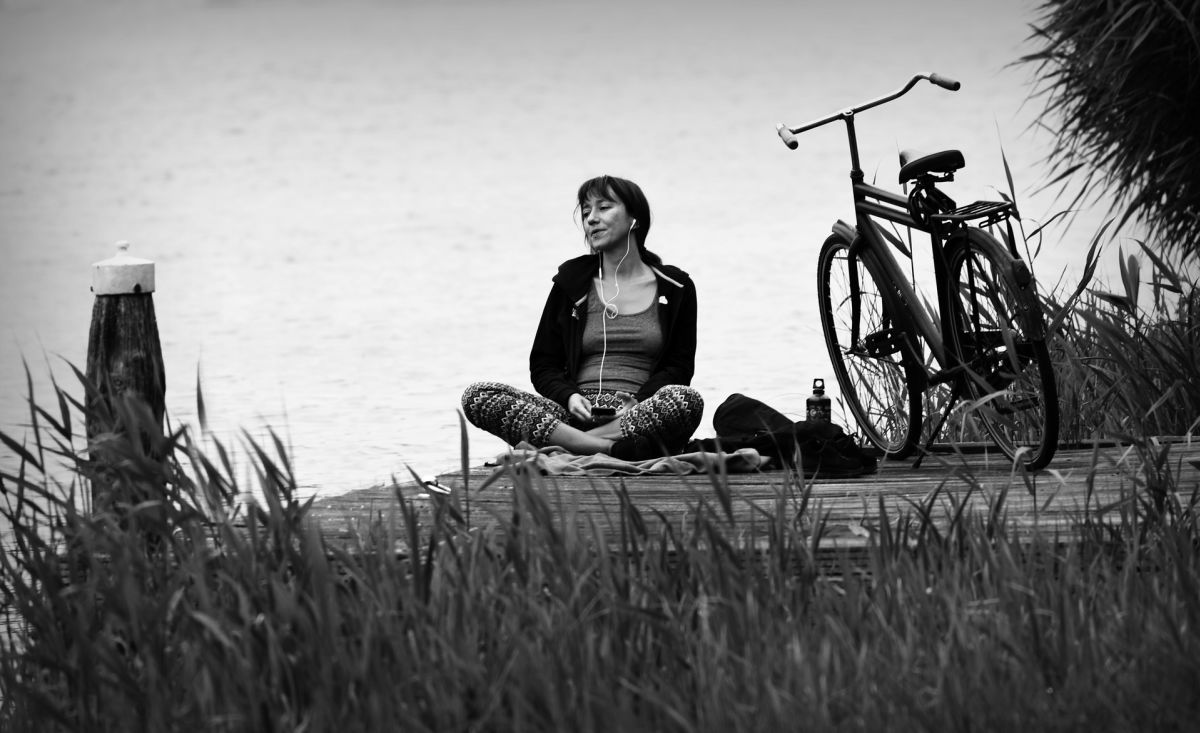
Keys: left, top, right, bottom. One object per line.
{"left": 946, "top": 228, "right": 1058, "bottom": 469}
{"left": 817, "top": 232, "right": 922, "bottom": 458}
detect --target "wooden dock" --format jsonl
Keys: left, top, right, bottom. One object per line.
{"left": 310, "top": 441, "right": 1200, "bottom": 549}
{"left": 3, "top": 443, "right": 1197, "bottom": 642}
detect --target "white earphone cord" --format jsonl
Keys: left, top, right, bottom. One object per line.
{"left": 596, "top": 222, "right": 635, "bottom": 398}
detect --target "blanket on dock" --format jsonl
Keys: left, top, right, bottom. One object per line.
{"left": 489, "top": 443, "right": 768, "bottom": 476}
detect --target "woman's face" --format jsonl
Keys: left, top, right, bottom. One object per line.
{"left": 581, "top": 188, "right": 636, "bottom": 253}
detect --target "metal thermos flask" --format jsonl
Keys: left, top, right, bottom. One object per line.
{"left": 807, "top": 379, "right": 831, "bottom": 422}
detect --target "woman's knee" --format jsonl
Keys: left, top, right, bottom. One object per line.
{"left": 656, "top": 385, "right": 704, "bottom": 419}
{"left": 461, "top": 381, "right": 507, "bottom": 423}
{"left": 634, "top": 385, "right": 704, "bottom": 434}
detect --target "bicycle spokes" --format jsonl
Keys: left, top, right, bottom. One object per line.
{"left": 947, "top": 232, "right": 1058, "bottom": 469}
{"left": 781, "top": 76, "right": 1056, "bottom": 468}
{"left": 818, "top": 235, "right": 923, "bottom": 458}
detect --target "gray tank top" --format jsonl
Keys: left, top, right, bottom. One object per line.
{"left": 576, "top": 289, "right": 663, "bottom": 393}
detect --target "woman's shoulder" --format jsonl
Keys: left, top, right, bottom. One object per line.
{"left": 650, "top": 262, "right": 694, "bottom": 289}
{"left": 547, "top": 255, "right": 597, "bottom": 295}
{"left": 554, "top": 254, "right": 595, "bottom": 276}
{"left": 551, "top": 255, "right": 693, "bottom": 288}
{"left": 549, "top": 254, "right": 595, "bottom": 291}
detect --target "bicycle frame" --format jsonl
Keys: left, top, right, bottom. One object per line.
{"left": 779, "top": 74, "right": 966, "bottom": 384}
{"left": 778, "top": 73, "right": 1059, "bottom": 468}
{"left": 831, "top": 213, "right": 949, "bottom": 383}
{"left": 841, "top": 177, "right": 1039, "bottom": 391}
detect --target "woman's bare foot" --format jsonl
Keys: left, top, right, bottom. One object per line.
{"left": 546, "top": 423, "right": 616, "bottom": 454}
{"left": 585, "top": 419, "right": 623, "bottom": 441}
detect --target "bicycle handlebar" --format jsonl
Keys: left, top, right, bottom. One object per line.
{"left": 776, "top": 72, "right": 960, "bottom": 150}
{"left": 928, "top": 73, "right": 961, "bottom": 92}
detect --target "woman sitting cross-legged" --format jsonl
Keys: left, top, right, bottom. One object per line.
{"left": 462, "top": 174, "right": 703, "bottom": 461}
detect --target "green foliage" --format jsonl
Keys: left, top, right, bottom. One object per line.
{"left": 3, "top": 370, "right": 1200, "bottom": 731}
{"left": 1042, "top": 239, "right": 1200, "bottom": 442}
{"left": 1021, "top": 0, "right": 1200, "bottom": 258}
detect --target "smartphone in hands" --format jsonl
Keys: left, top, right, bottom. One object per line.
{"left": 591, "top": 406, "right": 617, "bottom": 418}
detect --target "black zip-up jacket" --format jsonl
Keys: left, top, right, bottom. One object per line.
{"left": 529, "top": 254, "right": 698, "bottom": 408}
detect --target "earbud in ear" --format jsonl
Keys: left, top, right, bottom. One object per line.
{"left": 630, "top": 218, "right": 638, "bottom": 230}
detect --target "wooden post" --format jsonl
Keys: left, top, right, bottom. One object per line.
{"left": 85, "top": 241, "right": 166, "bottom": 510}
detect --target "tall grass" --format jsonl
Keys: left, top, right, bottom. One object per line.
{"left": 1041, "top": 240, "right": 1200, "bottom": 442}
{"left": 907, "top": 181, "right": 1200, "bottom": 447}
{"left": 1020, "top": 0, "right": 1200, "bottom": 259}
{"left": 3, "top": 370, "right": 1199, "bottom": 731}
{"left": 871, "top": 155, "right": 1199, "bottom": 449}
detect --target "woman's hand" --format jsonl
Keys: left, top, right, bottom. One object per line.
{"left": 567, "top": 393, "right": 593, "bottom": 422}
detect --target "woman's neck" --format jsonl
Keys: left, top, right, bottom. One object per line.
{"left": 597, "top": 249, "right": 650, "bottom": 284}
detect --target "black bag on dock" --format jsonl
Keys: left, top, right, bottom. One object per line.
{"left": 693, "top": 393, "right": 877, "bottom": 477}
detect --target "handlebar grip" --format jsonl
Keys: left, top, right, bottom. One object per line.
{"left": 929, "top": 73, "right": 961, "bottom": 91}
{"left": 775, "top": 123, "right": 799, "bottom": 150}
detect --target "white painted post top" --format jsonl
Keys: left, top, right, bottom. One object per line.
{"left": 92, "top": 241, "right": 155, "bottom": 295}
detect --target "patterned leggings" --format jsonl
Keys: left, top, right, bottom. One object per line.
{"left": 461, "top": 382, "right": 704, "bottom": 452}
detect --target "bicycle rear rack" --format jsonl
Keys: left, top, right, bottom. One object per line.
{"left": 935, "top": 200, "right": 1016, "bottom": 226}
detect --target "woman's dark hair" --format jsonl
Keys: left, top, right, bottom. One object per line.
{"left": 576, "top": 175, "right": 662, "bottom": 267}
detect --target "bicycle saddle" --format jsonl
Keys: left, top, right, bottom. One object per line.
{"left": 898, "top": 149, "right": 965, "bottom": 183}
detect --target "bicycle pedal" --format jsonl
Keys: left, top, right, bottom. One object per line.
{"left": 862, "top": 329, "right": 906, "bottom": 357}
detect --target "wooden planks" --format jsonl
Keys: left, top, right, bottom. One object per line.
{"left": 310, "top": 442, "right": 1200, "bottom": 549}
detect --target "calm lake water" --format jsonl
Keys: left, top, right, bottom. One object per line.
{"left": 1, "top": 0, "right": 1121, "bottom": 500}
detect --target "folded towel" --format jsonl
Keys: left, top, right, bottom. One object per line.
{"left": 489, "top": 443, "right": 767, "bottom": 476}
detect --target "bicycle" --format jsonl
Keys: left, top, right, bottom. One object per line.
{"left": 776, "top": 72, "right": 1059, "bottom": 470}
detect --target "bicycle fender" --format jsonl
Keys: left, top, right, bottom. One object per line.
{"left": 831, "top": 219, "right": 857, "bottom": 238}
{"left": 993, "top": 253, "right": 1045, "bottom": 338}
{"left": 831, "top": 219, "right": 858, "bottom": 250}
{"left": 950, "top": 231, "right": 1046, "bottom": 340}
{"left": 828, "top": 219, "right": 928, "bottom": 383}
{"left": 1008, "top": 260, "right": 1046, "bottom": 339}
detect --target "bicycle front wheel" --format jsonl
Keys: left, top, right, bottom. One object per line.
{"left": 947, "top": 228, "right": 1059, "bottom": 469}
{"left": 817, "top": 232, "right": 922, "bottom": 458}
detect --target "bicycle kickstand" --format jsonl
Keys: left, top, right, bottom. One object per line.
{"left": 912, "top": 382, "right": 965, "bottom": 469}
